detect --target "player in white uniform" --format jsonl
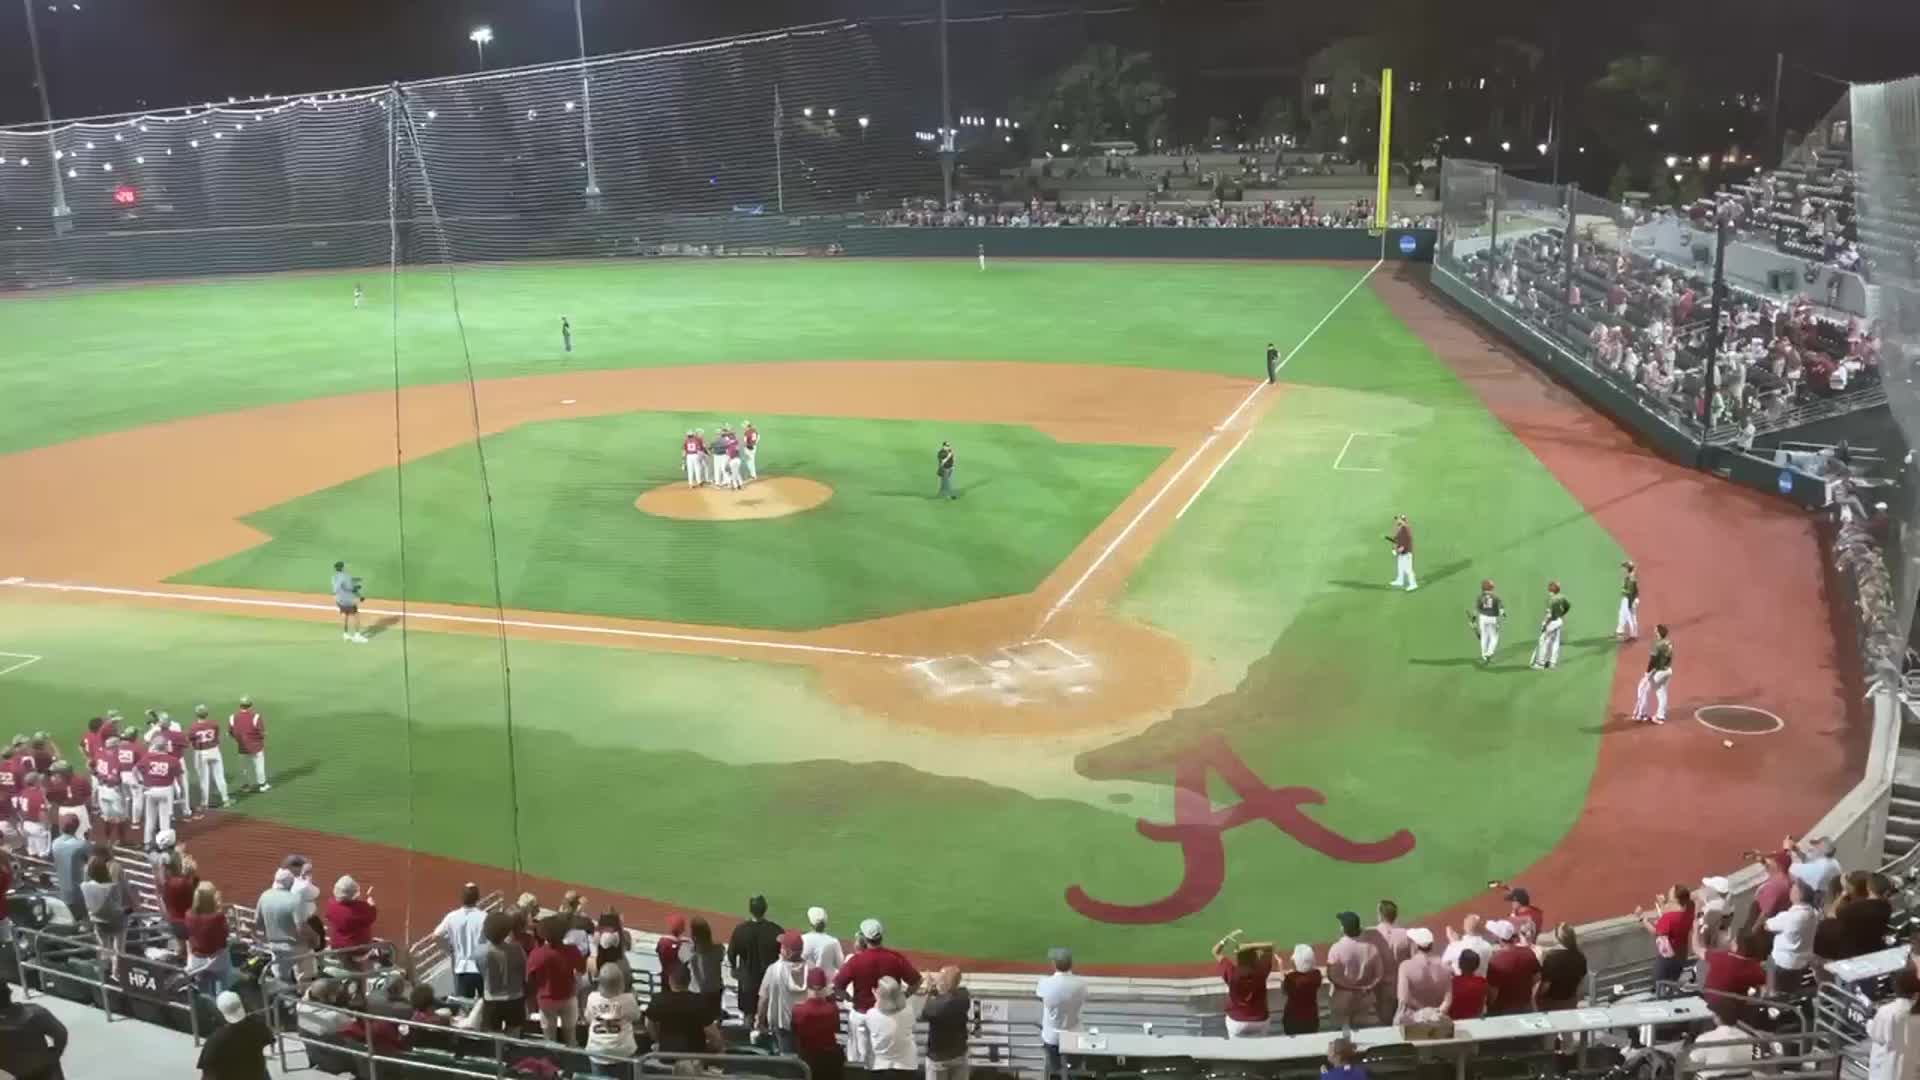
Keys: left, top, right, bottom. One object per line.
{"left": 1530, "top": 582, "right": 1570, "bottom": 670}
{"left": 1471, "top": 580, "right": 1506, "bottom": 665}
{"left": 684, "top": 430, "right": 705, "bottom": 487}
{"left": 742, "top": 421, "right": 759, "bottom": 482}
{"left": 1386, "top": 515, "right": 1416, "bottom": 591}
{"left": 724, "top": 433, "right": 744, "bottom": 490}
{"left": 1615, "top": 561, "right": 1640, "bottom": 641}
{"left": 353, "top": 284, "right": 364, "bottom": 309}
{"left": 978, "top": 243, "right": 987, "bottom": 272}
{"left": 706, "top": 428, "right": 724, "bottom": 486}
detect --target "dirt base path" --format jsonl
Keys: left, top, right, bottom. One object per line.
{"left": 1371, "top": 268, "right": 1864, "bottom": 929}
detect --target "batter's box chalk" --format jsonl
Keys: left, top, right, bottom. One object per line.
{"left": 909, "top": 655, "right": 997, "bottom": 696}
{"left": 1001, "top": 639, "right": 1095, "bottom": 675}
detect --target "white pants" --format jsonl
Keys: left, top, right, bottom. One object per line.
{"left": 174, "top": 775, "right": 191, "bottom": 816}
{"left": 1532, "top": 618, "right": 1564, "bottom": 667}
{"left": 196, "top": 749, "right": 229, "bottom": 807}
{"left": 1617, "top": 596, "right": 1639, "bottom": 637}
{"left": 1225, "top": 1018, "right": 1270, "bottom": 1038}
{"left": 978, "top": 253, "right": 987, "bottom": 271}
{"left": 245, "top": 751, "right": 268, "bottom": 787}
{"left": 726, "top": 457, "right": 743, "bottom": 489}
{"left": 1393, "top": 552, "right": 1417, "bottom": 589}
{"left": 56, "top": 805, "right": 92, "bottom": 838}
{"left": 744, "top": 447, "right": 757, "bottom": 480}
{"left": 120, "top": 773, "right": 141, "bottom": 824}
{"left": 22, "top": 820, "right": 50, "bottom": 858}
{"left": 846, "top": 1008, "right": 872, "bottom": 1067}
{"left": 142, "top": 788, "right": 173, "bottom": 846}
{"left": 685, "top": 452, "right": 703, "bottom": 486}
{"left": 1478, "top": 615, "right": 1501, "bottom": 660}
{"left": 707, "top": 454, "right": 721, "bottom": 484}
{"left": 1635, "top": 668, "right": 1672, "bottom": 720}
{"left": 97, "top": 786, "right": 127, "bottom": 822}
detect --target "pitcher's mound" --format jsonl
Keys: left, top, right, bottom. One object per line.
{"left": 635, "top": 477, "right": 834, "bottom": 521}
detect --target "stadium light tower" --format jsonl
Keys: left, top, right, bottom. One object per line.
{"left": 469, "top": 25, "right": 494, "bottom": 69}
{"left": 20, "top": 0, "right": 72, "bottom": 229}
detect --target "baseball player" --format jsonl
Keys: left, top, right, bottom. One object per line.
{"left": 1615, "top": 561, "right": 1640, "bottom": 641}
{"left": 560, "top": 316, "right": 573, "bottom": 354}
{"left": 1633, "top": 624, "right": 1675, "bottom": 725}
{"left": 978, "top": 243, "right": 987, "bottom": 272}
{"left": 724, "top": 429, "right": 744, "bottom": 489}
{"left": 139, "top": 744, "right": 182, "bottom": 847}
{"left": 229, "top": 696, "right": 269, "bottom": 792}
{"left": 1530, "top": 582, "right": 1571, "bottom": 670}
{"left": 708, "top": 427, "right": 725, "bottom": 486}
{"left": 188, "top": 705, "right": 229, "bottom": 810}
{"left": 48, "top": 761, "right": 91, "bottom": 840}
{"left": 1471, "top": 579, "right": 1506, "bottom": 665}
{"left": 16, "top": 773, "right": 50, "bottom": 857}
{"left": 1386, "top": 515, "right": 1417, "bottom": 591}
{"left": 937, "top": 441, "right": 957, "bottom": 500}
{"left": 112, "top": 734, "right": 143, "bottom": 827}
{"left": 353, "top": 283, "right": 364, "bottom": 310}
{"left": 742, "top": 421, "right": 759, "bottom": 482}
{"left": 683, "top": 429, "right": 705, "bottom": 487}
{"left": 146, "top": 711, "right": 192, "bottom": 819}
{"left": 91, "top": 738, "right": 127, "bottom": 846}
{"left": 1266, "top": 342, "right": 1280, "bottom": 384}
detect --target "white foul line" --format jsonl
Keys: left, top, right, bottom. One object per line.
{"left": 1039, "top": 258, "right": 1384, "bottom": 628}
{"left": 1174, "top": 430, "right": 1252, "bottom": 520}
{"left": 0, "top": 578, "right": 922, "bottom": 662}
{"left": 0, "top": 653, "right": 43, "bottom": 678}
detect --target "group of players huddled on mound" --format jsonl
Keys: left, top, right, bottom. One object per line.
{"left": 682, "top": 422, "right": 762, "bottom": 491}
{"left": 1386, "top": 515, "right": 1676, "bottom": 724}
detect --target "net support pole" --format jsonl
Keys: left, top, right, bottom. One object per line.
{"left": 1374, "top": 67, "right": 1393, "bottom": 234}
{"left": 1701, "top": 215, "right": 1731, "bottom": 452}
{"left": 773, "top": 84, "right": 785, "bottom": 214}
{"left": 20, "top": 0, "right": 71, "bottom": 230}
{"left": 1769, "top": 52, "right": 1785, "bottom": 167}
{"left": 574, "top": 0, "right": 602, "bottom": 201}
{"left": 939, "top": 0, "right": 954, "bottom": 208}
{"left": 1561, "top": 182, "right": 1579, "bottom": 341}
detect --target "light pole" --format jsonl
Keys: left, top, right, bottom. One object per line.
{"left": 573, "top": 0, "right": 600, "bottom": 200}
{"left": 469, "top": 25, "right": 494, "bottom": 69}
{"left": 20, "top": 0, "right": 71, "bottom": 227}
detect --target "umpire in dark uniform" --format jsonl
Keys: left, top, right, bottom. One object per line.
{"left": 1265, "top": 342, "right": 1279, "bottom": 383}
{"left": 937, "top": 441, "right": 957, "bottom": 500}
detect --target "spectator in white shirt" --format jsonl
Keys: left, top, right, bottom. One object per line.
{"left": 800, "top": 906, "right": 846, "bottom": 983}
{"left": 434, "top": 883, "right": 490, "bottom": 1000}
{"left": 583, "top": 961, "right": 642, "bottom": 1075}
{"left": 1765, "top": 881, "right": 1819, "bottom": 993}
{"left": 1035, "top": 947, "right": 1089, "bottom": 1080}
{"left": 1688, "top": 1000, "right": 1757, "bottom": 1077}
{"left": 1869, "top": 971, "right": 1920, "bottom": 1080}
{"left": 1787, "top": 836, "right": 1843, "bottom": 901}
{"left": 863, "top": 976, "right": 924, "bottom": 1080}
{"left": 1442, "top": 915, "right": 1495, "bottom": 976}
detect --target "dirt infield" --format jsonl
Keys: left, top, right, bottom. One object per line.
{"left": 635, "top": 476, "right": 834, "bottom": 520}
{"left": 0, "top": 360, "right": 1270, "bottom": 741}
{"left": 1371, "top": 267, "right": 1862, "bottom": 929}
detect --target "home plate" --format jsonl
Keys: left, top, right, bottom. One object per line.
{"left": 1067, "top": 685, "right": 1093, "bottom": 695}
{"left": 560, "top": 399, "right": 578, "bottom": 405}
{"left": 990, "top": 659, "right": 1013, "bottom": 670}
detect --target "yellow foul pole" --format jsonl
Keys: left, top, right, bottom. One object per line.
{"left": 1375, "top": 67, "right": 1393, "bottom": 231}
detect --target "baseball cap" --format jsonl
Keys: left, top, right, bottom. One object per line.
{"left": 859, "top": 918, "right": 884, "bottom": 941}
{"left": 778, "top": 930, "right": 804, "bottom": 952}
{"left": 154, "top": 829, "right": 177, "bottom": 849}
{"left": 807, "top": 906, "right": 828, "bottom": 926}
{"left": 1407, "top": 928, "right": 1435, "bottom": 948}
{"left": 216, "top": 991, "right": 247, "bottom": 1023}
{"left": 1486, "top": 919, "right": 1517, "bottom": 942}
{"left": 1336, "top": 911, "right": 1361, "bottom": 935}
{"left": 1701, "top": 876, "right": 1731, "bottom": 895}
{"left": 1506, "top": 887, "right": 1531, "bottom": 905}
{"left": 805, "top": 968, "right": 829, "bottom": 989}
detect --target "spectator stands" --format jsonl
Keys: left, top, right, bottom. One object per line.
{"left": 871, "top": 195, "right": 1437, "bottom": 230}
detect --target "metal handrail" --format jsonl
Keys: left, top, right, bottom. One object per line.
{"left": 10, "top": 920, "right": 213, "bottom": 1043}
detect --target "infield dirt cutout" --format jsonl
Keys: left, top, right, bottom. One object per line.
{"left": 0, "top": 360, "right": 1271, "bottom": 740}
{"left": 635, "top": 476, "right": 833, "bottom": 520}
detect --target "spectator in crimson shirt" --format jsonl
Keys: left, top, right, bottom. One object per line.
{"left": 1212, "top": 932, "right": 1276, "bottom": 1038}
{"left": 657, "top": 913, "right": 689, "bottom": 989}
{"left": 1702, "top": 931, "right": 1769, "bottom": 1007}
{"left": 1504, "top": 888, "right": 1544, "bottom": 945}
{"left": 832, "top": 918, "right": 922, "bottom": 1014}
{"left": 791, "top": 967, "right": 844, "bottom": 1080}
{"left": 1280, "top": 945, "right": 1323, "bottom": 1035}
{"left": 324, "top": 876, "right": 379, "bottom": 964}
{"left": 159, "top": 850, "right": 199, "bottom": 959}
{"left": 1638, "top": 885, "right": 1696, "bottom": 988}
{"left": 528, "top": 918, "right": 586, "bottom": 1046}
{"left": 1483, "top": 921, "right": 1540, "bottom": 1015}
{"left": 1745, "top": 851, "right": 1794, "bottom": 940}
{"left": 1446, "top": 950, "right": 1490, "bottom": 1020}
{"left": 186, "top": 881, "right": 236, "bottom": 999}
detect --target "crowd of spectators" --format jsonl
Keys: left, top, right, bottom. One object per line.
{"left": 1460, "top": 221, "right": 1883, "bottom": 430}
{"left": 2, "top": 697, "right": 1916, "bottom": 1080}
{"left": 1689, "top": 148, "right": 1863, "bottom": 275}
{"left": 874, "top": 195, "right": 1436, "bottom": 230}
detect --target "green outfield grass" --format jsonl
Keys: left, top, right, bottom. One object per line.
{"left": 176, "top": 412, "right": 1168, "bottom": 628}
{"left": 0, "top": 258, "right": 1625, "bottom": 964}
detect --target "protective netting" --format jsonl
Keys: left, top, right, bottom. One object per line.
{"left": 1849, "top": 75, "right": 1920, "bottom": 657}
{"left": 0, "top": 21, "right": 927, "bottom": 288}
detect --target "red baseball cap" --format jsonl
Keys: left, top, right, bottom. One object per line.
{"left": 778, "top": 930, "right": 804, "bottom": 952}
{"left": 805, "top": 968, "right": 828, "bottom": 989}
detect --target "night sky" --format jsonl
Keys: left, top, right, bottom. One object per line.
{"left": 2, "top": 0, "right": 1916, "bottom": 134}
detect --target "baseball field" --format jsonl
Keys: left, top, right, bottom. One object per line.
{"left": 0, "top": 256, "right": 1859, "bottom": 972}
